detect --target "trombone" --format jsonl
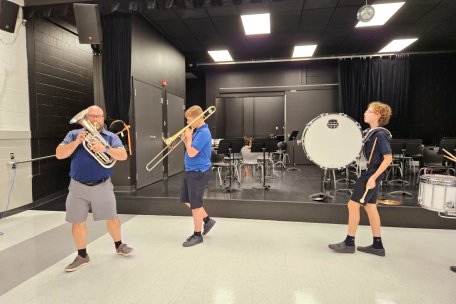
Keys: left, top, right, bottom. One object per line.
{"left": 145, "top": 106, "right": 216, "bottom": 172}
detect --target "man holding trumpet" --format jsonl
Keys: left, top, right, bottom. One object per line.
{"left": 179, "top": 105, "right": 216, "bottom": 247}
{"left": 329, "top": 102, "right": 393, "bottom": 256}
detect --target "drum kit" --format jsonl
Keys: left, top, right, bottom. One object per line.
{"left": 300, "top": 113, "right": 456, "bottom": 219}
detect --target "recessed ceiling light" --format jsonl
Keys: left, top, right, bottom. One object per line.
{"left": 356, "top": 2, "right": 405, "bottom": 28}
{"left": 241, "top": 13, "right": 270, "bottom": 35}
{"left": 378, "top": 38, "right": 418, "bottom": 53}
{"left": 292, "top": 45, "right": 317, "bottom": 58}
{"left": 208, "top": 50, "right": 233, "bottom": 62}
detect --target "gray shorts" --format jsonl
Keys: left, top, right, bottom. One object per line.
{"left": 65, "top": 178, "right": 117, "bottom": 223}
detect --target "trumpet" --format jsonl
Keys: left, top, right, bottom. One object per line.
{"left": 146, "top": 106, "right": 216, "bottom": 172}
{"left": 70, "top": 109, "right": 116, "bottom": 168}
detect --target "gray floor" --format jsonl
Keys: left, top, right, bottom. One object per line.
{"left": 1, "top": 210, "right": 456, "bottom": 304}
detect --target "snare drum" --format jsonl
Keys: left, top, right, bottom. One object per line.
{"left": 418, "top": 174, "right": 456, "bottom": 214}
{"left": 301, "top": 113, "right": 363, "bottom": 169}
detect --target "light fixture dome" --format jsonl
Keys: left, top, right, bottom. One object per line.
{"left": 357, "top": 4, "right": 375, "bottom": 22}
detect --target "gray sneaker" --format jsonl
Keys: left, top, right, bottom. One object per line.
{"left": 203, "top": 218, "right": 216, "bottom": 235}
{"left": 450, "top": 266, "right": 456, "bottom": 273}
{"left": 183, "top": 234, "right": 203, "bottom": 247}
{"left": 328, "top": 241, "right": 355, "bottom": 253}
{"left": 65, "top": 255, "right": 90, "bottom": 272}
{"left": 116, "top": 243, "right": 133, "bottom": 256}
{"left": 357, "top": 245, "right": 386, "bottom": 257}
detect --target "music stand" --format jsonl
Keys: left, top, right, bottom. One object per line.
{"left": 217, "top": 138, "right": 243, "bottom": 192}
{"left": 286, "top": 131, "right": 301, "bottom": 171}
{"left": 251, "top": 138, "right": 278, "bottom": 190}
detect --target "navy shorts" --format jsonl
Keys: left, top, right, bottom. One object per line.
{"left": 180, "top": 170, "right": 211, "bottom": 209}
{"left": 350, "top": 171, "right": 383, "bottom": 205}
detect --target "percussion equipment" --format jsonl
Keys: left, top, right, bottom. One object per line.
{"left": 301, "top": 113, "right": 363, "bottom": 170}
{"left": 418, "top": 174, "right": 456, "bottom": 218}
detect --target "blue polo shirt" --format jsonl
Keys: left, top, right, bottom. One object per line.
{"left": 61, "top": 128, "right": 124, "bottom": 183}
{"left": 185, "top": 124, "right": 212, "bottom": 172}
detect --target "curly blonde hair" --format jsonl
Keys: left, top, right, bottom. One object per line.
{"left": 368, "top": 101, "right": 392, "bottom": 126}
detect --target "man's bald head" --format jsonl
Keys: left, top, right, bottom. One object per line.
{"left": 86, "top": 106, "right": 105, "bottom": 130}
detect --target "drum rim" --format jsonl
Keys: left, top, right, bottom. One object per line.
{"left": 420, "top": 174, "right": 456, "bottom": 186}
{"left": 301, "top": 112, "right": 362, "bottom": 170}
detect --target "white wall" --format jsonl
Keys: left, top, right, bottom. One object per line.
{"left": 0, "top": 2, "right": 32, "bottom": 213}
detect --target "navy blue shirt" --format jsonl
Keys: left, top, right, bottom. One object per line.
{"left": 364, "top": 129, "right": 392, "bottom": 177}
{"left": 61, "top": 128, "right": 124, "bottom": 183}
{"left": 185, "top": 124, "right": 212, "bottom": 172}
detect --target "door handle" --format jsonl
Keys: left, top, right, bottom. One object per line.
{"left": 150, "top": 135, "right": 157, "bottom": 140}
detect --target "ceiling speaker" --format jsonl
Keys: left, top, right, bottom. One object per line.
{"left": 0, "top": 0, "right": 19, "bottom": 33}
{"left": 73, "top": 3, "right": 102, "bottom": 44}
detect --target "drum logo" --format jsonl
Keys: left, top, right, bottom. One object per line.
{"left": 327, "top": 119, "right": 339, "bottom": 129}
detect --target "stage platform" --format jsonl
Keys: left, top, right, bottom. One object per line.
{"left": 31, "top": 165, "right": 456, "bottom": 229}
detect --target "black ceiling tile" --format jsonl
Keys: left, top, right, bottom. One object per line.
{"left": 419, "top": 1, "right": 456, "bottom": 23}
{"left": 270, "top": 0, "right": 304, "bottom": 12}
{"left": 238, "top": 2, "right": 271, "bottom": 15}
{"left": 304, "top": 0, "right": 338, "bottom": 9}
{"left": 175, "top": 38, "right": 205, "bottom": 52}
{"left": 299, "top": 8, "right": 333, "bottom": 30}
{"left": 211, "top": 16, "right": 244, "bottom": 35}
{"left": 145, "top": 9, "right": 179, "bottom": 20}
{"left": 184, "top": 18, "right": 219, "bottom": 37}
{"left": 294, "top": 30, "right": 323, "bottom": 43}
{"left": 154, "top": 19, "right": 194, "bottom": 39}
{"left": 321, "top": 26, "right": 352, "bottom": 44}
{"left": 337, "top": 0, "right": 365, "bottom": 7}
{"left": 387, "top": 1, "right": 441, "bottom": 26}
{"left": 272, "top": 11, "right": 300, "bottom": 33}
{"left": 327, "top": 6, "right": 359, "bottom": 27}
{"left": 174, "top": 7, "right": 208, "bottom": 19}
{"left": 205, "top": 5, "right": 239, "bottom": 17}
{"left": 198, "top": 36, "right": 226, "bottom": 49}
{"left": 424, "top": 22, "right": 456, "bottom": 39}
{"left": 406, "top": 22, "right": 440, "bottom": 37}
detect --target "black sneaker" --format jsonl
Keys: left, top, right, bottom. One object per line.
{"left": 328, "top": 241, "right": 355, "bottom": 253}
{"left": 450, "top": 266, "right": 456, "bottom": 273}
{"left": 203, "top": 218, "right": 216, "bottom": 235}
{"left": 183, "top": 234, "right": 203, "bottom": 247}
{"left": 357, "top": 245, "right": 386, "bottom": 257}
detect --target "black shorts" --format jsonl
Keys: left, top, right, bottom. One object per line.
{"left": 179, "top": 170, "right": 211, "bottom": 209}
{"left": 350, "top": 171, "right": 383, "bottom": 205}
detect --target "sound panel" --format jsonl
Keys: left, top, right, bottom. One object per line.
{"left": 0, "top": 0, "right": 19, "bottom": 33}
{"left": 73, "top": 3, "right": 102, "bottom": 44}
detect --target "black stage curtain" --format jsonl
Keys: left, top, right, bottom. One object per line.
{"left": 408, "top": 53, "right": 456, "bottom": 145}
{"left": 101, "top": 12, "right": 132, "bottom": 122}
{"left": 340, "top": 55, "right": 409, "bottom": 137}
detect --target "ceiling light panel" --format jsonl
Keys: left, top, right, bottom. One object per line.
{"left": 241, "top": 13, "right": 271, "bottom": 35}
{"left": 356, "top": 2, "right": 405, "bottom": 28}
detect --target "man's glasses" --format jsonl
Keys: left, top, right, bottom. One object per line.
{"left": 87, "top": 114, "right": 104, "bottom": 119}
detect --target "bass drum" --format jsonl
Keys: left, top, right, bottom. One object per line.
{"left": 301, "top": 113, "right": 363, "bottom": 170}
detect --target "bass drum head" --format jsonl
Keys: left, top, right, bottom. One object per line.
{"left": 302, "top": 113, "right": 362, "bottom": 169}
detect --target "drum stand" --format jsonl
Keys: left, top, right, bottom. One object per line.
{"left": 309, "top": 168, "right": 335, "bottom": 201}
{"left": 389, "top": 149, "right": 413, "bottom": 198}
{"left": 287, "top": 131, "right": 301, "bottom": 172}
{"left": 335, "top": 166, "right": 354, "bottom": 195}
